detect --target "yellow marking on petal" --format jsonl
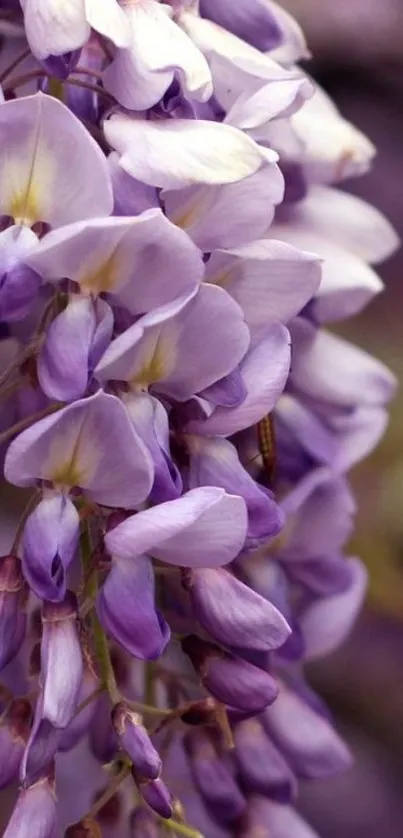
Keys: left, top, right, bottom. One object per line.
{"left": 79, "top": 251, "right": 122, "bottom": 295}
{"left": 207, "top": 267, "right": 233, "bottom": 289}
{"left": 45, "top": 419, "right": 99, "bottom": 491}
{"left": 130, "top": 327, "right": 178, "bottom": 389}
{"left": 1, "top": 116, "right": 56, "bottom": 226}
{"left": 170, "top": 188, "right": 210, "bottom": 231}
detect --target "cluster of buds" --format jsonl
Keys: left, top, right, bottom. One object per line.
{"left": 0, "top": 0, "right": 398, "bottom": 836}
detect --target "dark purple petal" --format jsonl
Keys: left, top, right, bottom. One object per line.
{"left": 234, "top": 718, "right": 297, "bottom": 801}
{"left": 183, "top": 566, "right": 290, "bottom": 651}
{"left": 112, "top": 703, "right": 161, "bottom": 780}
{"left": 0, "top": 699, "right": 32, "bottom": 789}
{"left": 185, "top": 729, "right": 246, "bottom": 823}
{"left": 137, "top": 777, "right": 173, "bottom": 819}
{"left": 97, "top": 555, "right": 170, "bottom": 661}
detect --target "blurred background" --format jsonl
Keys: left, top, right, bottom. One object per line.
{"left": 279, "top": 2, "right": 403, "bottom": 836}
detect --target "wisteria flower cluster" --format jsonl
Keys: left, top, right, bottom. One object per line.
{"left": 0, "top": 1, "right": 398, "bottom": 836}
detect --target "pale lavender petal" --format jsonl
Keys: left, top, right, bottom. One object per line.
{"left": 5, "top": 391, "right": 154, "bottom": 508}
{"left": 125, "top": 393, "right": 182, "bottom": 503}
{"left": 25, "top": 211, "right": 203, "bottom": 313}
{"left": 105, "top": 487, "right": 247, "bottom": 568}
{"left": 163, "top": 163, "right": 284, "bottom": 252}
{"left": 104, "top": 112, "right": 268, "bottom": 190}
{"left": 3, "top": 773, "right": 57, "bottom": 838}
{"left": 187, "top": 324, "right": 290, "bottom": 437}
{"left": 199, "top": 0, "right": 283, "bottom": 51}
{"left": 103, "top": 0, "right": 212, "bottom": 110}
{"left": 96, "top": 555, "right": 170, "bottom": 660}
{"left": 0, "top": 226, "right": 41, "bottom": 322}
{"left": 108, "top": 152, "right": 158, "bottom": 216}
{"left": 242, "top": 798, "right": 320, "bottom": 838}
{"left": 290, "top": 319, "right": 397, "bottom": 408}
{"left": 299, "top": 557, "right": 368, "bottom": 660}
{"left": 41, "top": 594, "right": 83, "bottom": 728}
{"left": 0, "top": 93, "right": 113, "bottom": 227}
{"left": 205, "top": 239, "right": 321, "bottom": 332}
{"left": 38, "top": 296, "right": 96, "bottom": 402}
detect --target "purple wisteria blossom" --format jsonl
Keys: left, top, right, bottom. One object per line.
{"left": 0, "top": 1, "right": 398, "bottom": 837}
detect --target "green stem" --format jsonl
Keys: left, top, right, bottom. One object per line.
{"left": 48, "top": 77, "right": 64, "bottom": 101}
{"left": 159, "top": 818, "right": 204, "bottom": 838}
{"left": 144, "top": 662, "right": 155, "bottom": 707}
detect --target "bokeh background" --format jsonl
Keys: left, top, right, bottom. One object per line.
{"left": 279, "top": 1, "right": 403, "bottom": 835}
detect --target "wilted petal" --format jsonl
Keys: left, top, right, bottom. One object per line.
{"left": 22, "top": 494, "right": 79, "bottom": 602}
{"left": 105, "top": 487, "right": 247, "bottom": 569}
{"left": 234, "top": 718, "right": 296, "bottom": 801}
{"left": 112, "top": 702, "right": 161, "bottom": 779}
{"left": 205, "top": 239, "right": 321, "bottom": 332}
{"left": 299, "top": 557, "right": 368, "bottom": 660}
{"left": 183, "top": 565, "right": 290, "bottom": 650}
{"left": 103, "top": 0, "right": 212, "bottom": 109}
{"left": 187, "top": 324, "right": 290, "bottom": 437}
{"left": 163, "top": 163, "right": 284, "bottom": 252}
{"left": 96, "top": 554, "right": 170, "bottom": 660}
{"left": 5, "top": 391, "right": 153, "bottom": 508}
{"left": 262, "top": 682, "right": 352, "bottom": 778}
{"left": 3, "top": 772, "right": 57, "bottom": 838}
{"left": 0, "top": 699, "right": 32, "bottom": 789}
{"left": 0, "top": 93, "right": 113, "bottom": 227}
{"left": 104, "top": 112, "right": 268, "bottom": 190}
{"left": 0, "top": 554, "right": 28, "bottom": 671}
{"left": 25, "top": 210, "right": 202, "bottom": 313}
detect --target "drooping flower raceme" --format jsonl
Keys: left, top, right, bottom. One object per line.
{"left": 0, "top": 2, "right": 398, "bottom": 837}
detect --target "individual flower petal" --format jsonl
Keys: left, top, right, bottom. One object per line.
{"left": 240, "top": 797, "right": 320, "bottom": 838}
{"left": 21, "top": 698, "right": 62, "bottom": 785}
{"left": 0, "top": 699, "right": 32, "bottom": 789}
{"left": 182, "top": 636, "right": 278, "bottom": 712}
{"left": 96, "top": 554, "right": 170, "bottom": 660}
{"left": 299, "top": 557, "right": 368, "bottom": 660}
{"left": 163, "top": 163, "right": 284, "bottom": 252}
{"left": 186, "top": 324, "right": 290, "bottom": 437}
{"left": 199, "top": 0, "right": 283, "bottom": 52}
{"left": 182, "top": 565, "right": 290, "bottom": 651}
{"left": 3, "top": 771, "right": 57, "bottom": 838}
{"left": 275, "top": 185, "right": 399, "bottom": 265}
{"left": 5, "top": 391, "right": 154, "bottom": 508}
{"left": 225, "top": 75, "right": 313, "bottom": 139}
{"left": 289, "top": 320, "right": 397, "bottom": 409}
{"left": 59, "top": 654, "right": 99, "bottom": 752}
{"left": 108, "top": 152, "right": 159, "bottom": 216}
{"left": 205, "top": 239, "right": 321, "bottom": 332}
{"left": 21, "top": 0, "right": 129, "bottom": 59}
{"left": 25, "top": 210, "right": 203, "bottom": 313}
{"left": 268, "top": 223, "right": 384, "bottom": 322}
{"left": 22, "top": 494, "right": 79, "bottom": 602}
{"left": 185, "top": 729, "right": 246, "bottom": 823}
{"left": 124, "top": 393, "right": 182, "bottom": 503}
{"left": 38, "top": 296, "right": 113, "bottom": 402}
{"left": 112, "top": 702, "right": 161, "bottom": 780}
{"left": 331, "top": 404, "right": 390, "bottom": 472}
{"left": 136, "top": 777, "right": 173, "bottom": 819}
{"left": 97, "top": 284, "right": 250, "bottom": 400}
{"left": 262, "top": 682, "right": 352, "bottom": 778}
{"left": 103, "top": 0, "right": 212, "bottom": 109}
{"left": 0, "top": 93, "right": 113, "bottom": 227}
{"left": 234, "top": 718, "right": 297, "bottom": 801}
{"left": 0, "top": 225, "right": 41, "bottom": 322}
{"left": 105, "top": 487, "right": 247, "bottom": 569}
{"left": 104, "top": 112, "right": 268, "bottom": 190}
{"left": 41, "top": 593, "right": 83, "bottom": 728}
{"left": 0, "top": 554, "right": 29, "bottom": 671}
{"left": 185, "top": 435, "right": 284, "bottom": 550}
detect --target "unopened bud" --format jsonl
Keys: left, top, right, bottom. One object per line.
{"left": 112, "top": 702, "right": 161, "bottom": 780}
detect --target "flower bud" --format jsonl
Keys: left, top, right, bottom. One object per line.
{"left": 135, "top": 776, "right": 173, "bottom": 820}
{"left": 185, "top": 730, "right": 245, "bottom": 824}
{"left": 3, "top": 769, "right": 57, "bottom": 838}
{"left": 182, "top": 635, "right": 278, "bottom": 713}
{"left": 0, "top": 554, "right": 28, "bottom": 672}
{"left": 233, "top": 719, "right": 296, "bottom": 801}
{"left": 0, "top": 698, "right": 32, "bottom": 789}
{"left": 112, "top": 702, "right": 161, "bottom": 780}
